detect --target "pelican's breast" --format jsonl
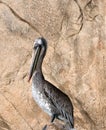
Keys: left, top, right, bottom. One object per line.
{"left": 32, "top": 84, "right": 52, "bottom": 116}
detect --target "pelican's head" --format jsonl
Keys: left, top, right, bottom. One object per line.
{"left": 28, "top": 37, "right": 47, "bottom": 82}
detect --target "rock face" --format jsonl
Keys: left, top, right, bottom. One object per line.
{"left": 0, "top": 0, "right": 106, "bottom": 130}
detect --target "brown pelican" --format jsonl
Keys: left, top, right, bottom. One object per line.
{"left": 28, "top": 37, "right": 75, "bottom": 130}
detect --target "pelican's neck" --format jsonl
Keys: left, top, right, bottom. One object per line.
{"left": 36, "top": 47, "right": 46, "bottom": 75}
{"left": 36, "top": 55, "right": 43, "bottom": 73}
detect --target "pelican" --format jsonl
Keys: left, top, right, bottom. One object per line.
{"left": 28, "top": 37, "right": 75, "bottom": 130}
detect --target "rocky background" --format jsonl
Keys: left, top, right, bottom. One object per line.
{"left": 0, "top": 0, "right": 106, "bottom": 130}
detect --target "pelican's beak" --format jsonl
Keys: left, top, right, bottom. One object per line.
{"left": 28, "top": 45, "right": 41, "bottom": 82}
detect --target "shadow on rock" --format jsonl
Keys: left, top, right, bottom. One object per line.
{"left": 0, "top": 115, "right": 11, "bottom": 130}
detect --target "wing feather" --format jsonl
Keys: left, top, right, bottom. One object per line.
{"left": 44, "top": 80, "right": 74, "bottom": 127}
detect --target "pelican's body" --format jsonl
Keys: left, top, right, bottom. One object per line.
{"left": 28, "top": 38, "right": 75, "bottom": 130}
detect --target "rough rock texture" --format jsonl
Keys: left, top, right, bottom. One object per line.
{"left": 0, "top": 0, "right": 106, "bottom": 130}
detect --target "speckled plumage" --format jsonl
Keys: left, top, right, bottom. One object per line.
{"left": 32, "top": 72, "right": 52, "bottom": 116}
{"left": 29, "top": 37, "right": 74, "bottom": 129}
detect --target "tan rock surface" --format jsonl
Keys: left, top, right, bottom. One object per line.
{"left": 0, "top": 0, "right": 106, "bottom": 130}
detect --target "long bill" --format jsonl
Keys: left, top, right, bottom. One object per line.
{"left": 28, "top": 46, "right": 41, "bottom": 82}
